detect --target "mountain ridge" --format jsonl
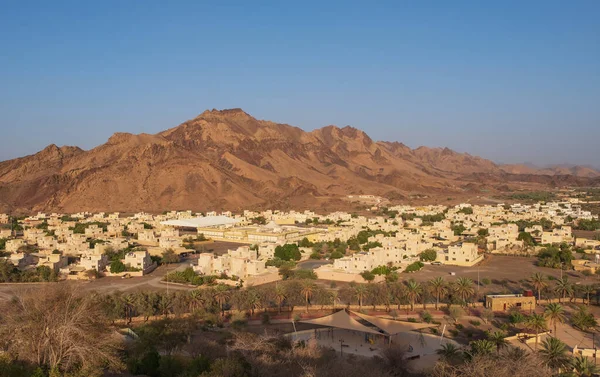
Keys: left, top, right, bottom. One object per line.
{"left": 1, "top": 109, "right": 598, "bottom": 213}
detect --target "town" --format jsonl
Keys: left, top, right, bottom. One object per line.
{"left": 1, "top": 192, "right": 599, "bottom": 286}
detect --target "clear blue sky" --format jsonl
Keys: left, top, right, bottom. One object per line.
{"left": 1, "top": 0, "right": 599, "bottom": 166}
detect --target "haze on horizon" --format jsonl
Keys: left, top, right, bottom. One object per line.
{"left": 1, "top": 1, "right": 598, "bottom": 167}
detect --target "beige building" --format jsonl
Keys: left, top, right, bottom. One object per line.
{"left": 79, "top": 254, "right": 109, "bottom": 271}
{"left": 37, "top": 254, "right": 68, "bottom": 272}
{"left": 123, "top": 250, "right": 154, "bottom": 272}
{"left": 541, "top": 226, "right": 573, "bottom": 245}
{"left": 485, "top": 293, "right": 536, "bottom": 312}
{"left": 194, "top": 246, "right": 271, "bottom": 279}
{"left": 0, "top": 214, "right": 9, "bottom": 224}
{"left": 5, "top": 239, "right": 25, "bottom": 252}
{"left": 436, "top": 243, "right": 483, "bottom": 266}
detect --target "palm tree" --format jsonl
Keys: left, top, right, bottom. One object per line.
{"left": 188, "top": 290, "right": 205, "bottom": 313}
{"left": 530, "top": 272, "right": 547, "bottom": 302}
{"left": 404, "top": 279, "right": 422, "bottom": 312}
{"left": 526, "top": 313, "right": 548, "bottom": 351}
{"left": 353, "top": 284, "right": 368, "bottom": 310}
{"left": 454, "top": 277, "right": 475, "bottom": 307}
{"left": 572, "top": 354, "right": 599, "bottom": 376}
{"left": 213, "top": 284, "right": 231, "bottom": 316}
{"left": 300, "top": 280, "right": 316, "bottom": 312}
{"left": 122, "top": 293, "right": 137, "bottom": 324}
{"left": 544, "top": 302, "right": 566, "bottom": 335}
{"left": 429, "top": 277, "right": 448, "bottom": 310}
{"left": 469, "top": 339, "right": 495, "bottom": 357}
{"left": 487, "top": 331, "right": 507, "bottom": 354}
{"left": 273, "top": 283, "right": 287, "bottom": 313}
{"left": 571, "top": 305, "right": 598, "bottom": 332}
{"left": 436, "top": 343, "right": 461, "bottom": 362}
{"left": 580, "top": 285, "right": 596, "bottom": 305}
{"left": 539, "top": 337, "right": 571, "bottom": 374}
{"left": 554, "top": 277, "right": 573, "bottom": 303}
{"left": 245, "top": 288, "right": 261, "bottom": 316}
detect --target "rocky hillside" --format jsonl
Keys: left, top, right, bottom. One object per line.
{"left": 0, "top": 109, "right": 598, "bottom": 213}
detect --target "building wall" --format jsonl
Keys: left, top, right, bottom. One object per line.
{"left": 485, "top": 295, "right": 536, "bottom": 312}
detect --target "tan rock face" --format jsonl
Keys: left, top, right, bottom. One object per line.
{"left": 0, "top": 108, "right": 598, "bottom": 213}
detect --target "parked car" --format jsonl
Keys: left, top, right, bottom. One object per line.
{"left": 431, "top": 261, "right": 442, "bottom": 265}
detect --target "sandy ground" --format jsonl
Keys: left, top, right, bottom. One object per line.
{"left": 290, "top": 327, "right": 455, "bottom": 371}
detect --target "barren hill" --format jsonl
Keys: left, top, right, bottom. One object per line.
{"left": 1, "top": 109, "right": 598, "bottom": 213}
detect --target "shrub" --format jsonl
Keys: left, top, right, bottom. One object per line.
{"left": 419, "top": 249, "right": 437, "bottom": 262}
{"left": 421, "top": 311, "right": 433, "bottom": 323}
{"left": 404, "top": 261, "right": 424, "bottom": 273}
{"left": 469, "top": 320, "right": 481, "bottom": 327}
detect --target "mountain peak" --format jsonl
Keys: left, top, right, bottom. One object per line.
{"left": 197, "top": 108, "right": 252, "bottom": 120}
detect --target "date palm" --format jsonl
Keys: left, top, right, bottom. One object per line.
{"left": 404, "top": 279, "right": 422, "bottom": 312}
{"left": 544, "top": 302, "right": 566, "bottom": 335}
{"left": 245, "top": 288, "right": 261, "bottom": 316}
{"left": 539, "top": 336, "right": 571, "bottom": 374}
{"left": 354, "top": 284, "right": 369, "bottom": 310}
{"left": 300, "top": 280, "right": 316, "bottom": 312}
{"left": 530, "top": 272, "right": 547, "bottom": 302}
{"left": 469, "top": 339, "right": 495, "bottom": 357}
{"left": 526, "top": 313, "right": 548, "bottom": 351}
{"left": 122, "top": 293, "right": 137, "bottom": 324}
{"left": 554, "top": 277, "right": 573, "bottom": 303}
{"left": 213, "top": 284, "right": 231, "bottom": 316}
{"left": 487, "top": 331, "right": 507, "bottom": 354}
{"left": 454, "top": 277, "right": 474, "bottom": 306}
{"left": 572, "top": 354, "right": 599, "bottom": 376}
{"left": 188, "top": 290, "right": 205, "bottom": 313}
{"left": 273, "top": 283, "right": 287, "bottom": 313}
{"left": 428, "top": 276, "right": 448, "bottom": 310}
{"left": 580, "top": 285, "right": 596, "bottom": 305}
{"left": 436, "top": 343, "right": 461, "bottom": 362}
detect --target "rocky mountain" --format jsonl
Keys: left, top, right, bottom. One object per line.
{"left": 0, "top": 108, "right": 598, "bottom": 213}
{"left": 500, "top": 164, "right": 600, "bottom": 178}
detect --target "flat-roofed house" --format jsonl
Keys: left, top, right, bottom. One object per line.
{"left": 486, "top": 293, "right": 536, "bottom": 312}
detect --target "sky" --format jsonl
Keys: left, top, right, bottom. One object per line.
{"left": 1, "top": 0, "right": 599, "bottom": 167}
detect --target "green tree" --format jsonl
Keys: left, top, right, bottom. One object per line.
{"left": 300, "top": 280, "right": 316, "bottom": 312}
{"left": 526, "top": 313, "right": 548, "bottom": 351}
{"left": 571, "top": 354, "right": 599, "bottom": 376}
{"left": 161, "top": 249, "right": 180, "bottom": 265}
{"left": 530, "top": 272, "right": 547, "bottom": 302}
{"left": 110, "top": 260, "right": 127, "bottom": 273}
{"left": 212, "top": 285, "right": 231, "bottom": 316}
{"left": 419, "top": 249, "right": 437, "bottom": 262}
{"left": 428, "top": 276, "right": 448, "bottom": 310}
{"left": 274, "top": 244, "right": 301, "bottom": 261}
{"left": 436, "top": 343, "right": 462, "bottom": 363}
{"left": 404, "top": 279, "right": 422, "bottom": 311}
{"left": 539, "top": 337, "right": 571, "bottom": 374}
{"left": 453, "top": 277, "right": 475, "bottom": 306}
{"left": 487, "top": 331, "right": 507, "bottom": 354}
{"left": 353, "top": 284, "right": 369, "bottom": 310}
{"left": 554, "top": 277, "right": 573, "bottom": 303}
{"left": 580, "top": 285, "right": 596, "bottom": 305}
{"left": 468, "top": 339, "right": 494, "bottom": 357}
{"left": 571, "top": 306, "right": 597, "bottom": 332}
{"left": 544, "top": 303, "right": 566, "bottom": 335}
{"left": 518, "top": 232, "right": 536, "bottom": 247}
{"left": 360, "top": 270, "right": 375, "bottom": 283}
